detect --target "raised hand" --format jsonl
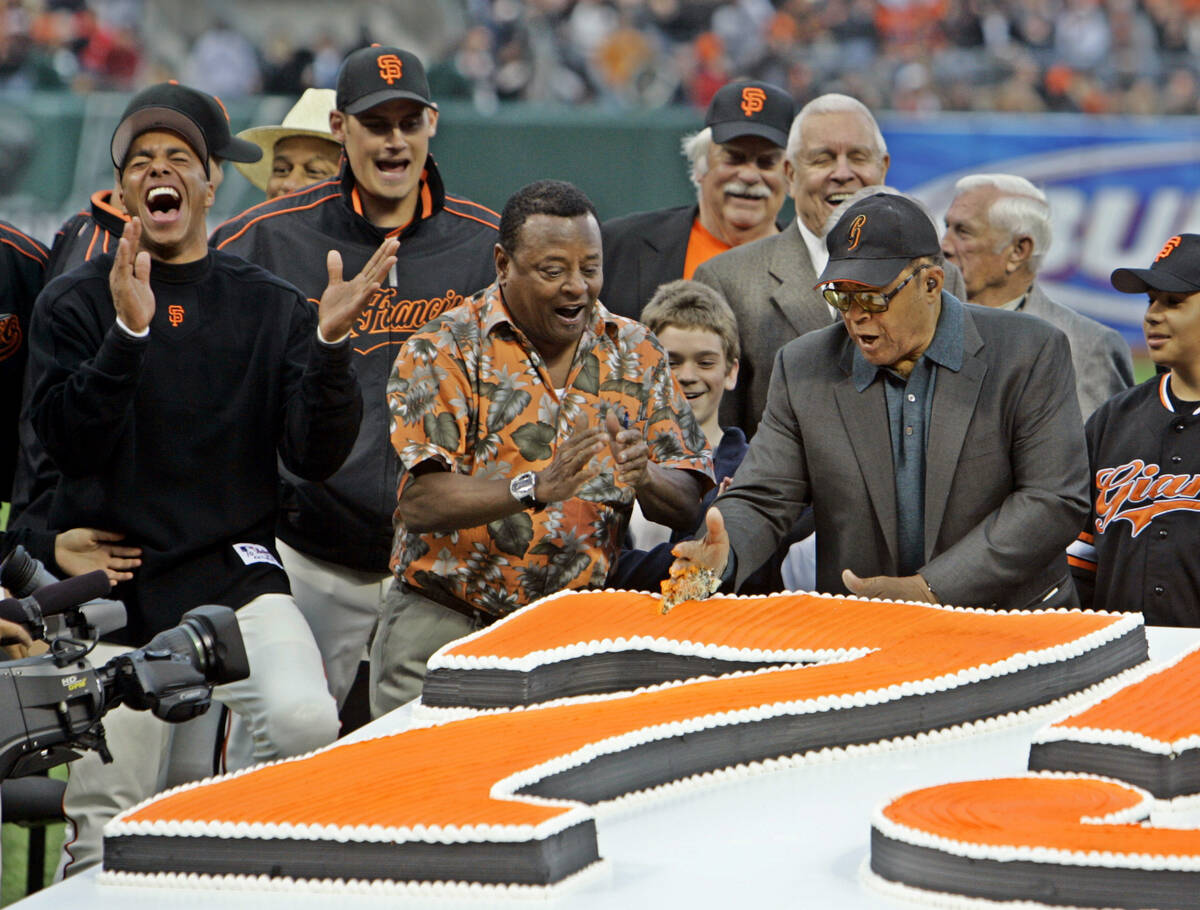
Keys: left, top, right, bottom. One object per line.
{"left": 317, "top": 237, "right": 400, "bottom": 341}
{"left": 109, "top": 217, "right": 155, "bottom": 333}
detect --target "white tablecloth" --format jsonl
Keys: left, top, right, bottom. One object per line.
{"left": 15, "top": 627, "right": 1198, "bottom": 909}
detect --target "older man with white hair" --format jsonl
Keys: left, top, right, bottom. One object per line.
{"left": 694, "top": 93, "right": 967, "bottom": 437}
{"left": 601, "top": 79, "right": 794, "bottom": 319}
{"left": 941, "top": 173, "right": 1133, "bottom": 418}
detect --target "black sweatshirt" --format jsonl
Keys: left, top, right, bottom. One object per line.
{"left": 28, "top": 250, "right": 362, "bottom": 644}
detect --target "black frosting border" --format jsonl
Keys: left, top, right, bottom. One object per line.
{"left": 1029, "top": 739, "right": 1200, "bottom": 799}
{"left": 422, "top": 650, "right": 799, "bottom": 708}
{"left": 870, "top": 827, "right": 1200, "bottom": 909}
{"left": 104, "top": 819, "right": 599, "bottom": 886}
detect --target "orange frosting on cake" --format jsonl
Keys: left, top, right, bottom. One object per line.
{"left": 883, "top": 776, "right": 1200, "bottom": 858}
{"left": 120, "top": 592, "right": 1133, "bottom": 835}
{"left": 1049, "top": 646, "right": 1200, "bottom": 743}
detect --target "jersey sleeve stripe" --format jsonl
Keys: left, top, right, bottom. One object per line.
{"left": 1066, "top": 554, "right": 1097, "bottom": 572}
{"left": 0, "top": 235, "right": 47, "bottom": 266}
{"left": 214, "top": 192, "right": 342, "bottom": 249}
{"left": 0, "top": 225, "right": 48, "bottom": 263}
{"left": 443, "top": 207, "right": 500, "bottom": 230}
{"left": 1067, "top": 537, "right": 1098, "bottom": 567}
{"left": 444, "top": 194, "right": 500, "bottom": 219}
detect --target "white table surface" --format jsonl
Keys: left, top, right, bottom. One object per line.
{"left": 15, "top": 627, "right": 1199, "bottom": 910}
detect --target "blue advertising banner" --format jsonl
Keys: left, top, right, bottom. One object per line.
{"left": 883, "top": 114, "right": 1200, "bottom": 349}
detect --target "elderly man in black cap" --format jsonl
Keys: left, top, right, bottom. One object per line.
{"left": 28, "top": 81, "right": 397, "bottom": 873}
{"left": 669, "top": 192, "right": 1090, "bottom": 613}
{"left": 1070, "top": 234, "right": 1200, "bottom": 624}
{"left": 600, "top": 79, "right": 795, "bottom": 319}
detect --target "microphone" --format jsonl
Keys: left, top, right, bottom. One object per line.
{"left": 0, "top": 571, "right": 113, "bottom": 638}
{"left": 27, "top": 571, "right": 111, "bottom": 618}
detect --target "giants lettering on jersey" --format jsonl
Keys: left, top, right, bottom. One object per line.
{"left": 1094, "top": 458, "right": 1200, "bottom": 536}
{"left": 351, "top": 287, "right": 467, "bottom": 355}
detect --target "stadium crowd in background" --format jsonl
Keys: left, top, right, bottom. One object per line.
{"left": 0, "top": 0, "right": 1197, "bottom": 115}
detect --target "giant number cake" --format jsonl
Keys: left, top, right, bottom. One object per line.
{"left": 101, "top": 588, "right": 1147, "bottom": 894}
{"left": 866, "top": 644, "right": 1200, "bottom": 908}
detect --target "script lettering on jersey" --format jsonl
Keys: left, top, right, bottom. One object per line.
{"left": 1093, "top": 458, "right": 1200, "bottom": 536}
{"left": 351, "top": 287, "right": 467, "bottom": 354}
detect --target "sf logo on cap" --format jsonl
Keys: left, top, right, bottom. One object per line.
{"left": 740, "top": 86, "right": 766, "bottom": 117}
{"left": 377, "top": 54, "right": 404, "bottom": 85}
{"left": 1156, "top": 235, "right": 1182, "bottom": 262}
{"left": 847, "top": 214, "right": 867, "bottom": 251}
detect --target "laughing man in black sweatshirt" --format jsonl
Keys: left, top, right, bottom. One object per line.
{"left": 28, "top": 82, "right": 397, "bottom": 874}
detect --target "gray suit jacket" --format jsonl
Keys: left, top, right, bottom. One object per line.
{"left": 694, "top": 222, "right": 968, "bottom": 438}
{"left": 716, "top": 296, "right": 1090, "bottom": 611}
{"left": 1021, "top": 283, "right": 1133, "bottom": 420}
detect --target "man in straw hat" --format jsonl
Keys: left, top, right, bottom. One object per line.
{"left": 234, "top": 88, "right": 342, "bottom": 199}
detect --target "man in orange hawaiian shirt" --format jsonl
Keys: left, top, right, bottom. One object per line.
{"left": 371, "top": 180, "right": 713, "bottom": 715}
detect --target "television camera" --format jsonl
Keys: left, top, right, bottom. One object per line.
{"left": 0, "top": 547, "right": 249, "bottom": 779}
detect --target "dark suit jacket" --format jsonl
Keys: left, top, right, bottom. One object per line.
{"left": 1021, "top": 283, "right": 1133, "bottom": 420}
{"left": 695, "top": 221, "right": 969, "bottom": 438}
{"left": 600, "top": 204, "right": 696, "bottom": 319}
{"left": 716, "top": 295, "right": 1090, "bottom": 611}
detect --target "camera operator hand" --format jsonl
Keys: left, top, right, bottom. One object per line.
{"left": 54, "top": 529, "right": 142, "bottom": 585}
{"left": 0, "top": 617, "right": 34, "bottom": 659}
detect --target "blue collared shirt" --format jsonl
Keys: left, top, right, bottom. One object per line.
{"left": 851, "top": 293, "right": 965, "bottom": 575}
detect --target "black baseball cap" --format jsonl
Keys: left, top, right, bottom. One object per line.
{"left": 110, "top": 82, "right": 261, "bottom": 175}
{"left": 1111, "top": 234, "right": 1200, "bottom": 294}
{"left": 705, "top": 80, "right": 794, "bottom": 148}
{"left": 336, "top": 45, "right": 435, "bottom": 116}
{"left": 816, "top": 194, "right": 941, "bottom": 288}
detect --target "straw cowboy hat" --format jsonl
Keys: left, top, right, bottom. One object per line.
{"left": 233, "top": 88, "right": 340, "bottom": 191}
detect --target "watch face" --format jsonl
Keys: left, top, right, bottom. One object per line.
{"left": 511, "top": 472, "right": 536, "bottom": 505}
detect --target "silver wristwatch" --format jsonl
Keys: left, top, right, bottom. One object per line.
{"left": 509, "top": 471, "right": 538, "bottom": 509}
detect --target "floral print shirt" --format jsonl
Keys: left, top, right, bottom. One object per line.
{"left": 387, "top": 281, "right": 712, "bottom": 616}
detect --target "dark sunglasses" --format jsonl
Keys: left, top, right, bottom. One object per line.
{"left": 821, "top": 264, "right": 931, "bottom": 314}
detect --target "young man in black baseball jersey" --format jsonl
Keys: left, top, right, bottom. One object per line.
{"left": 211, "top": 46, "right": 499, "bottom": 712}
{"left": 1069, "top": 234, "right": 1200, "bottom": 623}
{"left": 30, "top": 81, "right": 397, "bottom": 872}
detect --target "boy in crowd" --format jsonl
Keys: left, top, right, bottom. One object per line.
{"left": 609, "top": 280, "right": 802, "bottom": 592}
{"left": 1069, "top": 234, "right": 1200, "bottom": 623}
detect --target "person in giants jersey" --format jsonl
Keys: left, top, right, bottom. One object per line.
{"left": 210, "top": 45, "right": 499, "bottom": 712}
{"left": 1069, "top": 234, "right": 1200, "bottom": 624}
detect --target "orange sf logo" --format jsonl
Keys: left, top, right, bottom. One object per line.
{"left": 168, "top": 305, "right": 185, "bottom": 327}
{"left": 1155, "top": 236, "right": 1182, "bottom": 262}
{"left": 847, "top": 214, "right": 868, "bottom": 251}
{"left": 377, "top": 54, "right": 403, "bottom": 85}
{"left": 740, "top": 86, "right": 766, "bottom": 117}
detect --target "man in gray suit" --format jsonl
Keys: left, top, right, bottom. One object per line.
{"left": 694, "top": 94, "right": 966, "bottom": 438}
{"left": 941, "top": 173, "right": 1133, "bottom": 419}
{"left": 672, "top": 193, "right": 1090, "bottom": 611}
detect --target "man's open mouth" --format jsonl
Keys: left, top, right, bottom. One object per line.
{"left": 145, "top": 186, "right": 181, "bottom": 222}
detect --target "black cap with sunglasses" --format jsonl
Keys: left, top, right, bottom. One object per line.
{"left": 815, "top": 194, "right": 941, "bottom": 290}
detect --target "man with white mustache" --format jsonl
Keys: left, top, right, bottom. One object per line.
{"left": 600, "top": 79, "right": 794, "bottom": 320}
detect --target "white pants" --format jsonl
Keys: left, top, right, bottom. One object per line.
{"left": 277, "top": 539, "right": 392, "bottom": 707}
{"left": 59, "top": 592, "right": 338, "bottom": 876}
